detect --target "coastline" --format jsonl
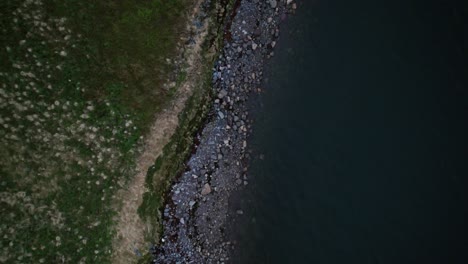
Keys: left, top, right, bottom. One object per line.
{"left": 0, "top": 0, "right": 295, "bottom": 262}
{"left": 153, "top": 0, "right": 295, "bottom": 262}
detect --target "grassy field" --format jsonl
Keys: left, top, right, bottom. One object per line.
{"left": 0, "top": 0, "right": 192, "bottom": 263}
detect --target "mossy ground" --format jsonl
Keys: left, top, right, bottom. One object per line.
{"left": 0, "top": 0, "right": 191, "bottom": 263}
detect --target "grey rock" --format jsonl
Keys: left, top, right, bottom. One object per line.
{"left": 252, "top": 43, "right": 257, "bottom": 50}
{"left": 218, "top": 89, "right": 228, "bottom": 99}
{"left": 269, "top": 0, "right": 277, "bottom": 8}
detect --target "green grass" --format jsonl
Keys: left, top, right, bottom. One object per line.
{"left": 0, "top": 0, "right": 194, "bottom": 263}
{"left": 44, "top": 0, "right": 192, "bottom": 129}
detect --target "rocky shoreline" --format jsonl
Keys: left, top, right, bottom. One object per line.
{"left": 153, "top": 0, "right": 296, "bottom": 262}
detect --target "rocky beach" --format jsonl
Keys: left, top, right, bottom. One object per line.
{"left": 152, "top": 0, "right": 296, "bottom": 262}
{"left": 3, "top": 0, "right": 466, "bottom": 263}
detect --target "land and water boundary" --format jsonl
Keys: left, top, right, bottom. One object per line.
{"left": 152, "top": 0, "right": 297, "bottom": 262}
{"left": 0, "top": 0, "right": 296, "bottom": 263}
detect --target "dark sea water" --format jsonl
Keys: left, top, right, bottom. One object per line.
{"left": 232, "top": 0, "right": 468, "bottom": 263}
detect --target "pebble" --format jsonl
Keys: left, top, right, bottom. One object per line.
{"left": 252, "top": 43, "right": 258, "bottom": 50}
{"left": 201, "top": 183, "right": 211, "bottom": 195}
{"left": 218, "top": 89, "right": 228, "bottom": 98}
{"left": 269, "top": 0, "right": 277, "bottom": 8}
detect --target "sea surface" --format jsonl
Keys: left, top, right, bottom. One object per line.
{"left": 232, "top": 0, "right": 468, "bottom": 263}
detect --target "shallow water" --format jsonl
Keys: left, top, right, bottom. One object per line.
{"left": 233, "top": 0, "right": 468, "bottom": 263}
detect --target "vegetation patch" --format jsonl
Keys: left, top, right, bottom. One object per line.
{"left": 0, "top": 0, "right": 191, "bottom": 263}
